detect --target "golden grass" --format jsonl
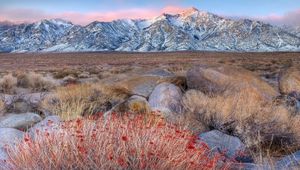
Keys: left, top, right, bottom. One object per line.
{"left": 279, "top": 68, "right": 300, "bottom": 94}
{"left": 16, "top": 72, "right": 55, "bottom": 92}
{"left": 53, "top": 69, "right": 80, "bottom": 79}
{"left": 182, "top": 88, "right": 297, "bottom": 154}
{"left": 0, "top": 99, "right": 4, "bottom": 115}
{"left": 127, "top": 98, "right": 151, "bottom": 114}
{"left": 0, "top": 73, "right": 17, "bottom": 94}
{"left": 42, "top": 83, "right": 130, "bottom": 120}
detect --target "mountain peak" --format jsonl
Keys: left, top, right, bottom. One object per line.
{"left": 180, "top": 7, "right": 199, "bottom": 16}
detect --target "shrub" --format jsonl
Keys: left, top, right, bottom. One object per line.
{"left": 53, "top": 69, "right": 80, "bottom": 79}
{"left": 16, "top": 72, "right": 55, "bottom": 92}
{"left": 42, "top": 84, "right": 130, "bottom": 120}
{"left": 0, "top": 74, "right": 17, "bottom": 94}
{"left": 182, "top": 89, "right": 297, "bottom": 155}
{"left": 6, "top": 114, "right": 228, "bottom": 169}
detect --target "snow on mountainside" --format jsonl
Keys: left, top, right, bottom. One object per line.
{"left": 283, "top": 26, "right": 300, "bottom": 38}
{"left": 0, "top": 8, "right": 300, "bottom": 52}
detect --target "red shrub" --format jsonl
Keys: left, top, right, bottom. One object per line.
{"left": 7, "top": 114, "right": 230, "bottom": 169}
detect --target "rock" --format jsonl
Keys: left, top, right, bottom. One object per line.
{"left": 186, "top": 65, "right": 278, "bottom": 100}
{"left": 115, "top": 75, "right": 185, "bottom": 98}
{"left": 61, "top": 75, "right": 78, "bottom": 85}
{"left": 78, "top": 72, "right": 90, "bottom": 79}
{"left": 199, "top": 130, "right": 246, "bottom": 159}
{"left": 0, "top": 128, "right": 24, "bottom": 148}
{"left": 0, "top": 113, "right": 42, "bottom": 130}
{"left": 0, "top": 148, "right": 10, "bottom": 169}
{"left": 0, "top": 148, "right": 8, "bottom": 161}
{"left": 228, "top": 163, "right": 271, "bottom": 170}
{"left": 78, "top": 77, "right": 100, "bottom": 84}
{"left": 22, "top": 92, "right": 47, "bottom": 105}
{"left": 0, "top": 128, "right": 24, "bottom": 169}
{"left": 105, "top": 95, "right": 151, "bottom": 114}
{"left": 11, "top": 100, "right": 33, "bottom": 113}
{"left": 145, "top": 69, "right": 174, "bottom": 77}
{"left": 275, "top": 150, "right": 300, "bottom": 169}
{"left": 28, "top": 115, "right": 60, "bottom": 138}
{"left": 149, "top": 83, "right": 183, "bottom": 117}
{"left": 118, "top": 76, "right": 161, "bottom": 98}
{"left": 2, "top": 93, "right": 46, "bottom": 113}
{"left": 279, "top": 68, "right": 300, "bottom": 95}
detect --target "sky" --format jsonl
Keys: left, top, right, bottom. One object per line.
{"left": 0, "top": 0, "right": 300, "bottom": 26}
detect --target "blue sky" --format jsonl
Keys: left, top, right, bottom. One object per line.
{"left": 0, "top": 0, "right": 300, "bottom": 26}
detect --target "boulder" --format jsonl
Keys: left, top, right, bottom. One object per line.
{"left": 279, "top": 68, "right": 300, "bottom": 95}
{"left": 28, "top": 115, "right": 61, "bottom": 139}
{"left": 115, "top": 75, "right": 185, "bottom": 98}
{"left": 145, "top": 69, "right": 174, "bottom": 77}
{"left": 0, "top": 113, "right": 42, "bottom": 129}
{"left": 0, "top": 148, "right": 10, "bottom": 169}
{"left": 2, "top": 93, "right": 46, "bottom": 113}
{"left": 228, "top": 163, "right": 271, "bottom": 170}
{"left": 78, "top": 77, "right": 100, "bottom": 84}
{"left": 149, "top": 83, "right": 183, "bottom": 118}
{"left": 275, "top": 150, "right": 300, "bottom": 169}
{"left": 0, "top": 128, "right": 24, "bottom": 148}
{"left": 0, "top": 128, "right": 24, "bottom": 169}
{"left": 186, "top": 65, "right": 278, "bottom": 100}
{"left": 21, "top": 92, "right": 47, "bottom": 105}
{"left": 199, "top": 130, "right": 246, "bottom": 159}
{"left": 105, "top": 95, "right": 151, "bottom": 115}
{"left": 0, "top": 148, "right": 8, "bottom": 161}
{"left": 78, "top": 72, "right": 90, "bottom": 79}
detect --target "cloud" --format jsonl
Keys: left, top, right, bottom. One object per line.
{"left": 257, "top": 9, "right": 300, "bottom": 26}
{"left": 0, "top": 6, "right": 186, "bottom": 25}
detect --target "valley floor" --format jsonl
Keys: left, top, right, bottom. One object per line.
{"left": 0, "top": 51, "right": 299, "bottom": 70}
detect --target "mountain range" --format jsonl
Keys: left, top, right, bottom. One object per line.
{"left": 0, "top": 7, "right": 300, "bottom": 52}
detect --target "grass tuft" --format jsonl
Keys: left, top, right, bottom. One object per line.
{"left": 16, "top": 72, "right": 55, "bottom": 92}
{"left": 0, "top": 73, "right": 17, "bottom": 94}
{"left": 182, "top": 88, "right": 298, "bottom": 157}
{"left": 42, "top": 84, "right": 131, "bottom": 120}
{"left": 7, "top": 114, "right": 228, "bottom": 169}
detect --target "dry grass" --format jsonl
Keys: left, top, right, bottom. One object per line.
{"left": 0, "top": 73, "right": 17, "bottom": 94}
{"left": 105, "top": 96, "right": 152, "bottom": 115}
{"left": 0, "top": 98, "right": 4, "bottom": 115}
{"left": 6, "top": 114, "right": 227, "bottom": 169}
{"left": 15, "top": 72, "right": 55, "bottom": 92}
{"left": 127, "top": 101, "right": 150, "bottom": 114}
{"left": 182, "top": 88, "right": 298, "bottom": 155}
{"left": 0, "top": 72, "right": 55, "bottom": 93}
{"left": 53, "top": 69, "right": 80, "bottom": 79}
{"left": 42, "top": 84, "right": 131, "bottom": 120}
{"left": 278, "top": 68, "right": 300, "bottom": 94}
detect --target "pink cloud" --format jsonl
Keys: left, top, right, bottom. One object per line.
{"left": 256, "top": 9, "right": 300, "bottom": 26}
{"left": 0, "top": 6, "right": 187, "bottom": 25}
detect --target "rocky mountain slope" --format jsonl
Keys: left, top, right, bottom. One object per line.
{"left": 0, "top": 8, "right": 300, "bottom": 52}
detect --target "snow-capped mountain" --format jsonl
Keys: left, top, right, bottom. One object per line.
{"left": 1, "top": 8, "right": 300, "bottom": 52}
{"left": 283, "top": 26, "right": 300, "bottom": 38}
